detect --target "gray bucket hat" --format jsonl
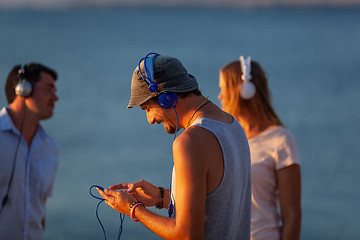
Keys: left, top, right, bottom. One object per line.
{"left": 127, "top": 55, "right": 198, "bottom": 108}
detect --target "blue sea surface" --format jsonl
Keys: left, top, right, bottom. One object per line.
{"left": 0, "top": 7, "right": 359, "bottom": 240}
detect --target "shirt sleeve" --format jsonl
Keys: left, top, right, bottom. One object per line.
{"left": 275, "top": 129, "right": 300, "bottom": 170}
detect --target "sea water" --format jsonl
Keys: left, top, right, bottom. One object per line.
{"left": 0, "top": 6, "right": 359, "bottom": 240}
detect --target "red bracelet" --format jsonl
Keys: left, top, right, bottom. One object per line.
{"left": 130, "top": 202, "right": 145, "bottom": 222}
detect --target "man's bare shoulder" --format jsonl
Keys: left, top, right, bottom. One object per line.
{"left": 173, "top": 125, "right": 220, "bottom": 160}
{"left": 173, "top": 125, "right": 224, "bottom": 192}
{"left": 178, "top": 125, "right": 217, "bottom": 144}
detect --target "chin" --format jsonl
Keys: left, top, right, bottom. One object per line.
{"left": 41, "top": 112, "right": 53, "bottom": 120}
{"left": 164, "top": 125, "right": 176, "bottom": 134}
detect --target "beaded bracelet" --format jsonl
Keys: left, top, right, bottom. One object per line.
{"left": 129, "top": 201, "right": 141, "bottom": 213}
{"left": 129, "top": 201, "right": 145, "bottom": 222}
{"left": 155, "top": 187, "right": 164, "bottom": 209}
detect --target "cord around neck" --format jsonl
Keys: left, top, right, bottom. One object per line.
{"left": 186, "top": 96, "right": 209, "bottom": 128}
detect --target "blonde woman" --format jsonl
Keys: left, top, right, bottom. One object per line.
{"left": 218, "top": 56, "right": 301, "bottom": 240}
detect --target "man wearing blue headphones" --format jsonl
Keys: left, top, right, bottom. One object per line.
{"left": 0, "top": 63, "right": 59, "bottom": 240}
{"left": 98, "top": 54, "right": 251, "bottom": 239}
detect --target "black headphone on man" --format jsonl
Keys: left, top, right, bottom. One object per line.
{"left": 15, "top": 63, "right": 32, "bottom": 98}
{"left": 138, "top": 53, "right": 178, "bottom": 109}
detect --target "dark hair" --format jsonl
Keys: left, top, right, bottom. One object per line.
{"left": 176, "top": 88, "right": 202, "bottom": 98}
{"left": 5, "top": 63, "right": 57, "bottom": 104}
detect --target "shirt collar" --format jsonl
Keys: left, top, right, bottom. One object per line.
{"left": 0, "top": 107, "right": 18, "bottom": 133}
{"left": 0, "top": 107, "right": 46, "bottom": 140}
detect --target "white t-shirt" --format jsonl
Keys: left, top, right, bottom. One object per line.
{"left": 248, "top": 126, "right": 299, "bottom": 240}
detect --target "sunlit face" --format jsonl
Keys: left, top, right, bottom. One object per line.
{"left": 25, "top": 72, "right": 59, "bottom": 121}
{"left": 140, "top": 99, "right": 177, "bottom": 134}
{"left": 218, "top": 71, "right": 227, "bottom": 108}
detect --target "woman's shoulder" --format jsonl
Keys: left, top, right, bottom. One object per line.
{"left": 272, "top": 126, "right": 296, "bottom": 143}
{"left": 250, "top": 126, "right": 296, "bottom": 145}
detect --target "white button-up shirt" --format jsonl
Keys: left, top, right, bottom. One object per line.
{"left": 0, "top": 107, "right": 59, "bottom": 240}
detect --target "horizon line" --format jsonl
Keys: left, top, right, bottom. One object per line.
{"left": 0, "top": 1, "right": 360, "bottom": 10}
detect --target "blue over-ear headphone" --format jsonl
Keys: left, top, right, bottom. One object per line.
{"left": 138, "top": 53, "right": 178, "bottom": 109}
{"left": 15, "top": 64, "right": 32, "bottom": 98}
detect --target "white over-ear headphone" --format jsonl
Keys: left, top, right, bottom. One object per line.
{"left": 15, "top": 64, "right": 32, "bottom": 98}
{"left": 239, "top": 56, "right": 256, "bottom": 99}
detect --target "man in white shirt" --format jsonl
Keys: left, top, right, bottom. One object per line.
{"left": 0, "top": 63, "right": 59, "bottom": 240}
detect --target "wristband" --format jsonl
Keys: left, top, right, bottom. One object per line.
{"left": 155, "top": 187, "right": 164, "bottom": 209}
{"left": 130, "top": 202, "right": 145, "bottom": 222}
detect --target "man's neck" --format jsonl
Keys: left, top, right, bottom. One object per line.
{"left": 8, "top": 100, "right": 39, "bottom": 148}
{"left": 175, "top": 95, "right": 208, "bottom": 129}
{"left": 176, "top": 95, "right": 232, "bottom": 129}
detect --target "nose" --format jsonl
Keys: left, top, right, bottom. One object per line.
{"left": 218, "top": 91, "right": 222, "bottom": 100}
{"left": 53, "top": 93, "right": 59, "bottom": 102}
{"left": 146, "top": 112, "right": 155, "bottom": 125}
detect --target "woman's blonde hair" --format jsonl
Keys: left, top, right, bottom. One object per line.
{"left": 220, "top": 59, "right": 283, "bottom": 127}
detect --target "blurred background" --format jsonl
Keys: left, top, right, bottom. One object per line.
{"left": 0, "top": 0, "right": 359, "bottom": 239}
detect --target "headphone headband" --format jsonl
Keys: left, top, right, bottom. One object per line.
{"left": 18, "top": 64, "right": 25, "bottom": 79}
{"left": 138, "top": 53, "right": 159, "bottom": 92}
{"left": 138, "top": 53, "right": 177, "bottom": 109}
{"left": 239, "top": 56, "right": 256, "bottom": 99}
{"left": 239, "top": 56, "right": 252, "bottom": 82}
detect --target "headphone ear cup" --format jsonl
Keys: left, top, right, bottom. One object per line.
{"left": 15, "top": 81, "right": 32, "bottom": 98}
{"left": 241, "top": 81, "right": 256, "bottom": 99}
{"left": 148, "top": 82, "right": 158, "bottom": 92}
{"left": 158, "top": 92, "right": 178, "bottom": 109}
